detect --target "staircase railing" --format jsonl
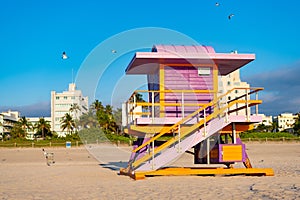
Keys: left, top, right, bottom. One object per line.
{"left": 128, "top": 87, "right": 263, "bottom": 170}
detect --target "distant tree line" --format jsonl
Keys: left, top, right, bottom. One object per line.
{"left": 242, "top": 113, "right": 300, "bottom": 137}
{"left": 2, "top": 100, "right": 124, "bottom": 141}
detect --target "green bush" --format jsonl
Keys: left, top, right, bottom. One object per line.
{"left": 240, "top": 131, "right": 298, "bottom": 139}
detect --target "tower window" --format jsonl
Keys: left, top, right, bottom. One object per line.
{"left": 198, "top": 67, "right": 211, "bottom": 76}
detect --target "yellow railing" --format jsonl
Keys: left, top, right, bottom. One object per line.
{"left": 129, "top": 87, "right": 263, "bottom": 169}
{"left": 126, "top": 88, "right": 263, "bottom": 118}
{"left": 131, "top": 87, "right": 262, "bottom": 152}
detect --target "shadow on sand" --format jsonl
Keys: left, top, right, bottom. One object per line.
{"left": 99, "top": 161, "right": 128, "bottom": 171}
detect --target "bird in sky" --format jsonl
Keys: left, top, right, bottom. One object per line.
{"left": 228, "top": 14, "right": 234, "bottom": 20}
{"left": 62, "top": 51, "right": 68, "bottom": 59}
{"left": 111, "top": 49, "right": 117, "bottom": 53}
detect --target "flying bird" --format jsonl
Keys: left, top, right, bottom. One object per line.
{"left": 62, "top": 51, "right": 68, "bottom": 59}
{"left": 111, "top": 49, "right": 117, "bottom": 54}
{"left": 228, "top": 14, "right": 234, "bottom": 20}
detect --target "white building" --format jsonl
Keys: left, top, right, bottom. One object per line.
{"left": 259, "top": 114, "right": 273, "bottom": 126}
{"left": 122, "top": 103, "right": 143, "bottom": 127}
{"left": 0, "top": 110, "right": 20, "bottom": 139}
{"left": 253, "top": 114, "right": 273, "bottom": 129}
{"left": 275, "top": 113, "right": 298, "bottom": 131}
{"left": 26, "top": 117, "right": 52, "bottom": 140}
{"left": 0, "top": 114, "right": 3, "bottom": 140}
{"left": 219, "top": 69, "right": 250, "bottom": 115}
{"left": 51, "top": 83, "right": 88, "bottom": 136}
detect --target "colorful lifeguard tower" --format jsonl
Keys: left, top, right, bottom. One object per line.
{"left": 120, "top": 45, "right": 274, "bottom": 180}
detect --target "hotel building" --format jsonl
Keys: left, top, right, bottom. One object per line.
{"left": 0, "top": 110, "right": 20, "bottom": 140}
{"left": 274, "top": 113, "right": 298, "bottom": 131}
{"left": 219, "top": 69, "right": 250, "bottom": 115}
{"left": 51, "top": 83, "right": 88, "bottom": 136}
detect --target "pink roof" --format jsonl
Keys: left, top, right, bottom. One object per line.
{"left": 153, "top": 45, "right": 216, "bottom": 54}
{"left": 125, "top": 45, "right": 255, "bottom": 75}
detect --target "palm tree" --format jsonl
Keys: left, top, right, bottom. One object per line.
{"left": 135, "top": 93, "right": 145, "bottom": 102}
{"left": 134, "top": 92, "right": 148, "bottom": 112}
{"left": 19, "top": 116, "right": 32, "bottom": 137}
{"left": 113, "top": 108, "right": 122, "bottom": 134}
{"left": 69, "top": 103, "right": 81, "bottom": 119}
{"left": 77, "top": 111, "right": 99, "bottom": 129}
{"left": 271, "top": 121, "right": 279, "bottom": 132}
{"left": 99, "top": 105, "right": 118, "bottom": 133}
{"left": 60, "top": 113, "right": 76, "bottom": 135}
{"left": 104, "top": 105, "right": 115, "bottom": 132}
{"left": 35, "top": 117, "right": 51, "bottom": 139}
{"left": 293, "top": 114, "right": 300, "bottom": 135}
{"left": 10, "top": 122, "right": 25, "bottom": 138}
{"left": 91, "top": 100, "right": 103, "bottom": 113}
{"left": 105, "top": 105, "right": 113, "bottom": 116}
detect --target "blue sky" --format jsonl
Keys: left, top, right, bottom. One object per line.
{"left": 0, "top": 0, "right": 300, "bottom": 117}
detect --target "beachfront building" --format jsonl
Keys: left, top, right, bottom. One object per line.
{"left": 275, "top": 113, "right": 298, "bottom": 131}
{"left": 0, "top": 110, "right": 20, "bottom": 139}
{"left": 253, "top": 114, "right": 273, "bottom": 130}
{"left": 260, "top": 114, "right": 273, "bottom": 126}
{"left": 219, "top": 68, "right": 250, "bottom": 116}
{"left": 26, "top": 117, "right": 52, "bottom": 140}
{"left": 51, "top": 83, "right": 88, "bottom": 137}
{"left": 0, "top": 114, "right": 3, "bottom": 140}
{"left": 254, "top": 114, "right": 273, "bottom": 127}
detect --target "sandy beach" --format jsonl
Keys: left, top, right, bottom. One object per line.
{"left": 0, "top": 143, "right": 299, "bottom": 200}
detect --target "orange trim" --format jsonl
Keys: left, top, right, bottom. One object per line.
{"left": 121, "top": 167, "right": 274, "bottom": 180}
{"left": 220, "top": 124, "right": 252, "bottom": 134}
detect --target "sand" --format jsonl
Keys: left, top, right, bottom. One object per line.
{"left": 0, "top": 143, "right": 299, "bottom": 200}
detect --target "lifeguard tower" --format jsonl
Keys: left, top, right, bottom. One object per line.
{"left": 120, "top": 45, "right": 274, "bottom": 180}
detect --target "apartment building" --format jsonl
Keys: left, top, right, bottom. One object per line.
{"left": 0, "top": 110, "right": 20, "bottom": 139}
{"left": 51, "top": 83, "right": 88, "bottom": 136}
{"left": 219, "top": 69, "right": 250, "bottom": 115}
{"left": 259, "top": 114, "right": 273, "bottom": 126}
{"left": 274, "top": 113, "right": 298, "bottom": 131}
{"left": 26, "top": 117, "right": 52, "bottom": 140}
